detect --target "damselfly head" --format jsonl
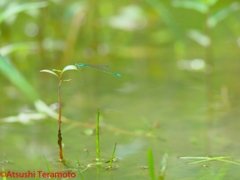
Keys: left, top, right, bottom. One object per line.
{"left": 75, "top": 63, "right": 84, "bottom": 66}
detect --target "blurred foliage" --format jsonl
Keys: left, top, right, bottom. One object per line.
{"left": 0, "top": 54, "right": 39, "bottom": 101}
{"left": 0, "top": 0, "right": 239, "bottom": 122}
{"left": 0, "top": 1, "right": 48, "bottom": 24}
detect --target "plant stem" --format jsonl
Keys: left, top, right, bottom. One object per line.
{"left": 76, "top": 155, "right": 85, "bottom": 180}
{"left": 204, "top": 8, "right": 213, "bottom": 155}
{"left": 58, "top": 72, "right": 64, "bottom": 160}
{"left": 205, "top": 10, "right": 213, "bottom": 110}
{"left": 96, "top": 108, "right": 100, "bottom": 163}
{"left": 109, "top": 142, "right": 117, "bottom": 168}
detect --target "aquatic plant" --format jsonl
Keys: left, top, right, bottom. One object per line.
{"left": 40, "top": 65, "right": 78, "bottom": 161}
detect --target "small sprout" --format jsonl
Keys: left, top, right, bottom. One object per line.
{"left": 40, "top": 65, "right": 78, "bottom": 161}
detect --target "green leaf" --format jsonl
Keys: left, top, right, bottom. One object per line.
{"left": 0, "top": 42, "right": 38, "bottom": 56}
{"left": 187, "top": 29, "right": 210, "bottom": 47}
{"left": 147, "top": 148, "right": 155, "bottom": 180}
{"left": 208, "top": 2, "right": 240, "bottom": 28}
{"left": 34, "top": 100, "right": 58, "bottom": 119}
{"left": 0, "top": 1, "right": 48, "bottom": 24}
{"left": 200, "top": 0, "right": 218, "bottom": 6}
{"left": 172, "top": 0, "right": 208, "bottom": 14}
{"left": 145, "top": 0, "right": 183, "bottom": 39}
{"left": 0, "top": 112, "right": 47, "bottom": 124}
{"left": 62, "top": 65, "right": 78, "bottom": 73}
{"left": 40, "top": 70, "right": 59, "bottom": 78}
{"left": 0, "top": 55, "right": 39, "bottom": 101}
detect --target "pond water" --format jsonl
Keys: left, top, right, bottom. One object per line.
{"left": 2, "top": 58, "right": 240, "bottom": 179}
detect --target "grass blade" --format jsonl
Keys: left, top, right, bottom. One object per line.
{"left": 147, "top": 148, "right": 155, "bottom": 180}
{"left": 145, "top": 0, "right": 182, "bottom": 39}
{"left": 2, "top": 167, "right": 6, "bottom": 180}
{"left": 43, "top": 155, "right": 53, "bottom": 180}
{"left": 172, "top": 0, "right": 208, "bottom": 14}
{"left": 159, "top": 152, "right": 168, "bottom": 180}
{"left": 76, "top": 155, "right": 85, "bottom": 180}
{"left": 208, "top": 2, "right": 240, "bottom": 28}
{"left": 214, "top": 164, "right": 229, "bottom": 180}
{"left": 0, "top": 42, "right": 37, "bottom": 56}
{"left": 0, "top": 2, "right": 48, "bottom": 24}
{"left": 179, "top": 156, "right": 231, "bottom": 165}
{"left": 76, "top": 155, "right": 81, "bottom": 166}
{"left": 109, "top": 142, "right": 117, "bottom": 168}
{"left": 43, "top": 155, "right": 51, "bottom": 173}
{"left": 0, "top": 55, "right": 39, "bottom": 101}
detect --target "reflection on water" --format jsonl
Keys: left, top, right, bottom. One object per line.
{"left": 1, "top": 77, "right": 240, "bottom": 178}
{"left": 117, "top": 139, "right": 144, "bottom": 158}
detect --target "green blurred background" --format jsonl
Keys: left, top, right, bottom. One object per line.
{"left": 1, "top": 0, "right": 240, "bottom": 179}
